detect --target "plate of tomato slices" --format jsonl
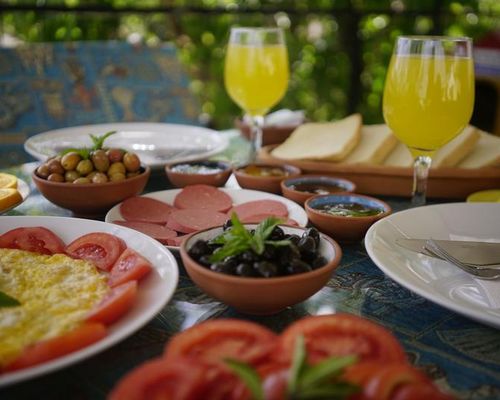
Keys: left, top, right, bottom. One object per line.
{"left": 0, "top": 216, "right": 178, "bottom": 387}
{"left": 109, "top": 314, "right": 455, "bottom": 400}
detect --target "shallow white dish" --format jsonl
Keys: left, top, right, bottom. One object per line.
{"left": 0, "top": 216, "right": 178, "bottom": 387}
{"left": 105, "top": 188, "right": 309, "bottom": 250}
{"left": 0, "top": 178, "right": 31, "bottom": 214}
{"left": 365, "top": 203, "right": 500, "bottom": 329}
{"left": 24, "top": 122, "right": 229, "bottom": 169}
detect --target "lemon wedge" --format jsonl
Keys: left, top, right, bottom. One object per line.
{"left": 0, "top": 188, "right": 23, "bottom": 211}
{"left": 467, "top": 189, "right": 500, "bottom": 202}
{"left": 0, "top": 173, "right": 18, "bottom": 189}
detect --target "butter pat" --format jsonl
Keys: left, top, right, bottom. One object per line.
{"left": 271, "top": 114, "right": 362, "bottom": 161}
{"left": 342, "top": 124, "right": 398, "bottom": 165}
{"left": 458, "top": 130, "right": 500, "bottom": 169}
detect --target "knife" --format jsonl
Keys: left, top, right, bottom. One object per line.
{"left": 395, "top": 239, "right": 500, "bottom": 266}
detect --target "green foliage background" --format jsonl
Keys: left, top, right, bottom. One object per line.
{"left": 1, "top": 0, "right": 499, "bottom": 129}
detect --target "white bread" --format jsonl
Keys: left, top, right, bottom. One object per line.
{"left": 457, "top": 130, "right": 500, "bottom": 169}
{"left": 431, "top": 125, "right": 480, "bottom": 168}
{"left": 271, "top": 114, "right": 362, "bottom": 161}
{"left": 383, "top": 142, "right": 413, "bottom": 167}
{"left": 341, "top": 124, "right": 398, "bottom": 165}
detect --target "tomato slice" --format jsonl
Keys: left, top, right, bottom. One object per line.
{"left": 109, "top": 357, "right": 242, "bottom": 400}
{"left": 277, "top": 314, "right": 407, "bottom": 365}
{"left": 66, "top": 232, "right": 126, "bottom": 271}
{"left": 392, "top": 382, "right": 456, "bottom": 400}
{"left": 108, "top": 248, "right": 152, "bottom": 287}
{"left": 4, "top": 322, "right": 107, "bottom": 372}
{"left": 0, "top": 227, "right": 65, "bottom": 255}
{"left": 86, "top": 281, "right": 137, "bottom": 325}
{"left": 163, "top": 319, "right": 278, "bottom": 368}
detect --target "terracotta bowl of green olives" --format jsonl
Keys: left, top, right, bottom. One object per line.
{"left": 180, "top": 223, "right": 342, "bottom": 315}
{"left": 32, "top": 148, "right": 150, "bottom": 216}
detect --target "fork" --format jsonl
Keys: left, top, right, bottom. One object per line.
{"left": 425, "top": 239, "right": 500, "bottom": 280}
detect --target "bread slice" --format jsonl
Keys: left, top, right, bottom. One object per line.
{"left": 458, "top": 130, "right": 500, "bottom": 169}
{"left": 432, "top": 125, "right": 480, "bottom": 168}
{"left": 384, "top": 125, "right": 480, "bottom": 168}
{"left": 341, "top": 124, "right": 398, "bottom": 165}
{"left": 270, "top": 114, "right": 362, "bottom": 161}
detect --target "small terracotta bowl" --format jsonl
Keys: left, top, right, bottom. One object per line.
{"left": 234, "top": 163, "right": 301, "bottom": 194}
{"left": 180, "top": 224, "right": 342, "bottom": 315}
{"left": 235, "top": 118, "right": 302, "bottom": 146}
{"left": 165, "top": 160, "right": 232, "bottom": 188}
{"left": 32, "top": 166, "right": 150, "bottom": 216}
{"left": 281, "top": 175, "right": 356, "bottom": 205}
{"left": 305, "top": 194, "right": 391, "bottom": 243}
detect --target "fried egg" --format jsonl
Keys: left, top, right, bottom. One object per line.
{"left": 0, "top": 249, "right": 109, "bottom": 367}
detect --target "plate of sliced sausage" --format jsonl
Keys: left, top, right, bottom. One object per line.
{"left": 105, "top": 185, "right": 308, "bottom": 250}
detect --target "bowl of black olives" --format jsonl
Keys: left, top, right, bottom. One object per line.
{"left": 32, "top": 131, "right": 150, "bottom": 216}
{"left": 180, "top": 215, "right": 342, "bottom": 315}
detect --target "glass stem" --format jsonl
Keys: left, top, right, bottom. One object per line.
{"left": 248, "top": 115, "right": 264, "bottom": 163}
{"left": 412, "top": 155, "right": 432, "bottom": 207}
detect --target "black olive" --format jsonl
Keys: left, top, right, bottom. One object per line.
{"left": 287, "top": 259, "right": 312, "bottom": 275}
{"left": 269, "top": 226, "right": 285, "bottom": 240}
{"left": 241, "top": 250, "right": 258, "bottom": 263}
{"left": 261, "top": 244, "right": 277, "bottom": 260}
{"left": 222, "top": 255, "right": 239, "bottom": 269}
{"left": 285, "top": 234, "right": 301, "bottom": 246}
{"left": 311, "top": 256, "right": 328, "bottom": 269}
{"left": 303, "top": 227, "right": 321, "bottom": 247}
{"left": 277, "top": 244, "right": 301, "bottom": 266}
{"left": 223, "top": 219, "right": 233, "bottom": 231}
{"left": 188, "top": 240, "right": 211, "bottom": 260}
{"left": 236, "top": 263, "right": 258, "bottom": 277}
{"left": 208, "top": 242, "right": 223, "bottom": 252}
{"left": 198, "top": 255, "right": 212, "bottom": 267}
{"left": 210, "top": 262, "right": 236, "bottom": 275}
{"left": 254, "top": 261, "right": 279, "bottom": 278}
{"left": 298, "top": 236, "right": 317, "bottom": 262}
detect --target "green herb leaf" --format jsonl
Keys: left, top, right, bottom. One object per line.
{"left": 90, "top": 130, "right": 116, "bottom": 150}
{"left": 0, "top": 291, "right": 21, "bottom": 307}
{"left": 288, "top": 335, "right": 307, "bottom": 395}
{"left": 298, "top": 382, "right": 360, "bottom": 399}
{"left": 209, "top": 237, "right": 249, "bottom": 262}
{"left": 264, "top": 239, "right": 292, "bottom": 247}
{"left": 225, "top": 358, "right": 264, "bottom": 400}
{"left": 300, "top": 355, "right": 358, "bottom": 388}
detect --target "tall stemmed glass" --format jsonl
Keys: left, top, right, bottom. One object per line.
{"left": 224, "top": 27, "right": 289, "bottom": 162}
{"left": 383, "top": 36, "right": 474, "bottom": 206}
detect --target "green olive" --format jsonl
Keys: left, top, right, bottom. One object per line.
{"left": 109, "top": 172, "right": 126, "bottom": 182}
{"left": 123, "top": 152, "right": 141, "bottom": 172}
{"left": 126, "top": 171, "right": 141, "bottom": 179}
{"left": 47, "top": 173, "right": 65, "bottom": 182}
{"left": 36, "top": 164, "right": 50, "bottom": 179}
{"left": 91, "top": 172, "right": 108, "bottom": 184}
{"left": 106, "top": 148, "right": 124, "bottom": 163}
{"left": 107, "top": 162, "right": 126, "bottom": 176}
{"left": 64, "top": 170, "right": 80, "bottom": 182}
{"left": 76, "top": 159, "right": 94, "bottom": 176}
{"left": 61, "top": 152, "right": 81, "bottom": 171}
{"left": 73, "top": 177, "right": 91, "bottom": 184}
{"left": 91, "top": 150, "right": 110, "bottom": 172}
{"left": 47, "top": 159, "right": 65, "bottom": 175}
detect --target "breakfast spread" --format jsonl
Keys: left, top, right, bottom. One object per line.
{"left": 109, "top": 314, "right": 453, "bottom": 400}
{"left": 113, "top": 185, "right": 297, "bottom": 246}
{"left": 0, "top": 226, "right": 152, "bottom": 372}
{"left": 0, "top": 173, "right": 23, "bottom": 212}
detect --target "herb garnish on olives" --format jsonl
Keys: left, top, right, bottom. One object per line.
{"left": 187, "top": 214, "right": 326, "bottom": 278}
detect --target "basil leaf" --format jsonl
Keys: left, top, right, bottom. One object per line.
{"left": 209, "top": 237, "right": 249, "bottom": 262}
{"left": 298, "top": 382, "right": 360, "bottom": 399}
{"left": 230, "top": 213, "right": 252, "bottom": 241}
{"left": 288, "top": 335, "right": 307, "bottom": 395}
{"left": 90, "top": 130, "right": 116, "bottom": 150}
{"left": 0, "top": 291, "right": 21, "bottom": 307}
{"left": 224, "top": 359, "right": 264, "bottom": 400}
{"left": 300, "top": 355, "right": 357, "bottom": 388}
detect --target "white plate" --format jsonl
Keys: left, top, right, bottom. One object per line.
{"left": 24, "top": 122, "right": 229, "bottom": 169}
{"left": 365, "top": 203, "right": 500, "bottom": 329}
{"left": 105, "top": 188, "right": 309, "bottom": 250}
{"left": 0, "top": 178, "right": 31, "bottom": 214}
{"left": 0, "top": 216, "right": 178, "bottom": 387}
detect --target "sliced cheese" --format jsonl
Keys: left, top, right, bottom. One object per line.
{"left": 341, "top": 124, "right": 398, "bottom": 165}
{"left": 383, "top": 142, "right": 413, "bottom": 167}
{"left": 271, "top": 114, "right": 362, "bottom": 162}
{"left": 458, "top": 130, "right": 500, "bottom": 169}
{"left": 431, "top": 125, "right": 480, "bottom": 168}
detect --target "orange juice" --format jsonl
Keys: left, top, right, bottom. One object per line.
{"left": 383, "top": 55, "right": 474, "bottom": 158}
{"left": 224, "top": 44, "right": 289, "bottom": 116}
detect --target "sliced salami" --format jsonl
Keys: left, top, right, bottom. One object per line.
{"left": 239, "top": 213, "right": 298, "bottom": 226}
{"left": 167, "top": 209, "right": 228, "bottom": 234}
{"left": 174, "top": 185, "right": 232, "bottom": 212}
{"left": 167, "top": 235, "right": 188, "bottom": 247}
{"left": 230, "top": 200, "right": 288, "bottom": 221}
{"left": 113, "top": 221, "right": 177, "bottom": 244}
{"left": 120, "top": 196, "right": 175, "bottom": 224}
